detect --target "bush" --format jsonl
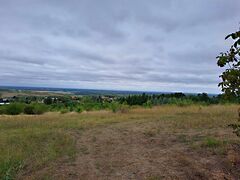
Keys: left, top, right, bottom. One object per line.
{"left": 32, "top": 104, "right": 48, "bottom": 114}
{"left": 75, "top": 106, "right": 83, "bottom": 113}
{"left": 23, "top": 104, "right": 48, "bottom": 115}
{"left": 0, "top": 106, "right": 6, "bottom": 115}
{"left": 109, "top": 103, "right": 129, "bottom": 113}
{"left": 109, "top": 102, "right": 119, "bottom": 113}
{"left": 176, "top": 99, "right": 194, "bottom": 107}
{"left": 50, "top": 103, "right": 65, "bottom": 112}
{"left": 143, "top": 100, "right": 153, "bottom": 108}
{"left": 60, "top": 109, "right": 69, "bottom": 114}
{"left": 5, "top": 103, "right": 24, "bottom": 115}
{"left": 24, "top": 105, "right": 35, "bottom": 114}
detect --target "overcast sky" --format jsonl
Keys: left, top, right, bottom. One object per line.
{"left": 0, "top": 0, "right": 239, "bottom": 93}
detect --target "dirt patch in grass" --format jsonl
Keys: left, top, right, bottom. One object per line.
{"left": 21, "top": 119, "right": 240, "bottom": 179}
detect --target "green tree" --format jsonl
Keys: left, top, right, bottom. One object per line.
{"left": 216, "top": 29, "right": 240, "bottom": 99}
{"left": 44, "top": 97, "right": 52, "bottom": 105}
{"left": 217, "top": 28, "right": 240, "bottom": 136}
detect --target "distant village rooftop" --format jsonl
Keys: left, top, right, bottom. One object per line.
{"left": 0, "top": 98, "right": 10, "bottom": 105}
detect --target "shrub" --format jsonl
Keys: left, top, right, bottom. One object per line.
{"left": 109, "top": 102, "right": 119, "bottom": 113}
{"left": 50, "top": 103, "right": 65, "bottom": 112}
{"left": 68, "top": 106, "right": 74, "bottom": 112}
{"left": 5, "top": 103, "right": 24, "bottom": 115}
{"left": 143, "top": 100, "right": 153, "bottom": 108}
{"left": 109, "top": 103, "right": 129, "bottom": 113}
{"left": 60, "top": 109, "right": 69, "bottom": 114}
{"left": 0, "top": 106, "right": 6, "bottom": 115}
{"left": 177, "top": 99, "right": 194, "bottom": 107}
{"left": 23, "top": 104, "right": 48, "bottom": 115}
{"left": 75, "top": 106, "right": 83, "bottom": 113}
{"left": 24, "top": 105, "right": 35, "bottom": 114}
{"left": 32, "top": 104, "right": 48, "bottom": 114}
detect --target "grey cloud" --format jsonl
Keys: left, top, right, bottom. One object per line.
{"left": 0, "top": 0, "right": 239, "bottom": 93}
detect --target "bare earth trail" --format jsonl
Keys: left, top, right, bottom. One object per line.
{"left": 25, "top": 118, "right": 239, "bottom": 180}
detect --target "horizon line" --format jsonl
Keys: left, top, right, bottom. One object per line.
{"left": 0, "top": 85, "right": 220, "bottom": 95}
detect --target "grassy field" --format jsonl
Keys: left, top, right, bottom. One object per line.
{"left": 0, "top": 105, "right": 240, "bottom": 179}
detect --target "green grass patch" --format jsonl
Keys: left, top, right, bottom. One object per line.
{"left": 201, "top": 137, "right": 223, "bottom": 148}
{"left": 0, "top": 129, "right": 76, "bottom": 179}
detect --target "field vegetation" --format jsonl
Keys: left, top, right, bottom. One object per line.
{"left": 0, "top": 105, "right": 240, "bottom": 179}
{"left": 0, "top": 92, "right": 239, "bottom": 116}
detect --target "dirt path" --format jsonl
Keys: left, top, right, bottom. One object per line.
{"left": 53, "top": 121, "right": 238, "bottom": 179}
{"left": 22, "top": 120, "right": 238, "bottom": 180}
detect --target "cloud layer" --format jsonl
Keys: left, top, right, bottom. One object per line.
{"left": 0, "top": 0, "right": 240, "bottom": 93}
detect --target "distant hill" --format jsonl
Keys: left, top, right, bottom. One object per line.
{"left": 0, "top": 86, "right": 218, "bottom": 97}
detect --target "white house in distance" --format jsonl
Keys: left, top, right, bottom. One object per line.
{"left": 0, "top": 98, "right": 10, "bottom": 105}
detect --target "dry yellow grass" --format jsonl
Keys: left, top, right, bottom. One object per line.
{"left": 0, "top": 105, "right": 239, "bottom": 179}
